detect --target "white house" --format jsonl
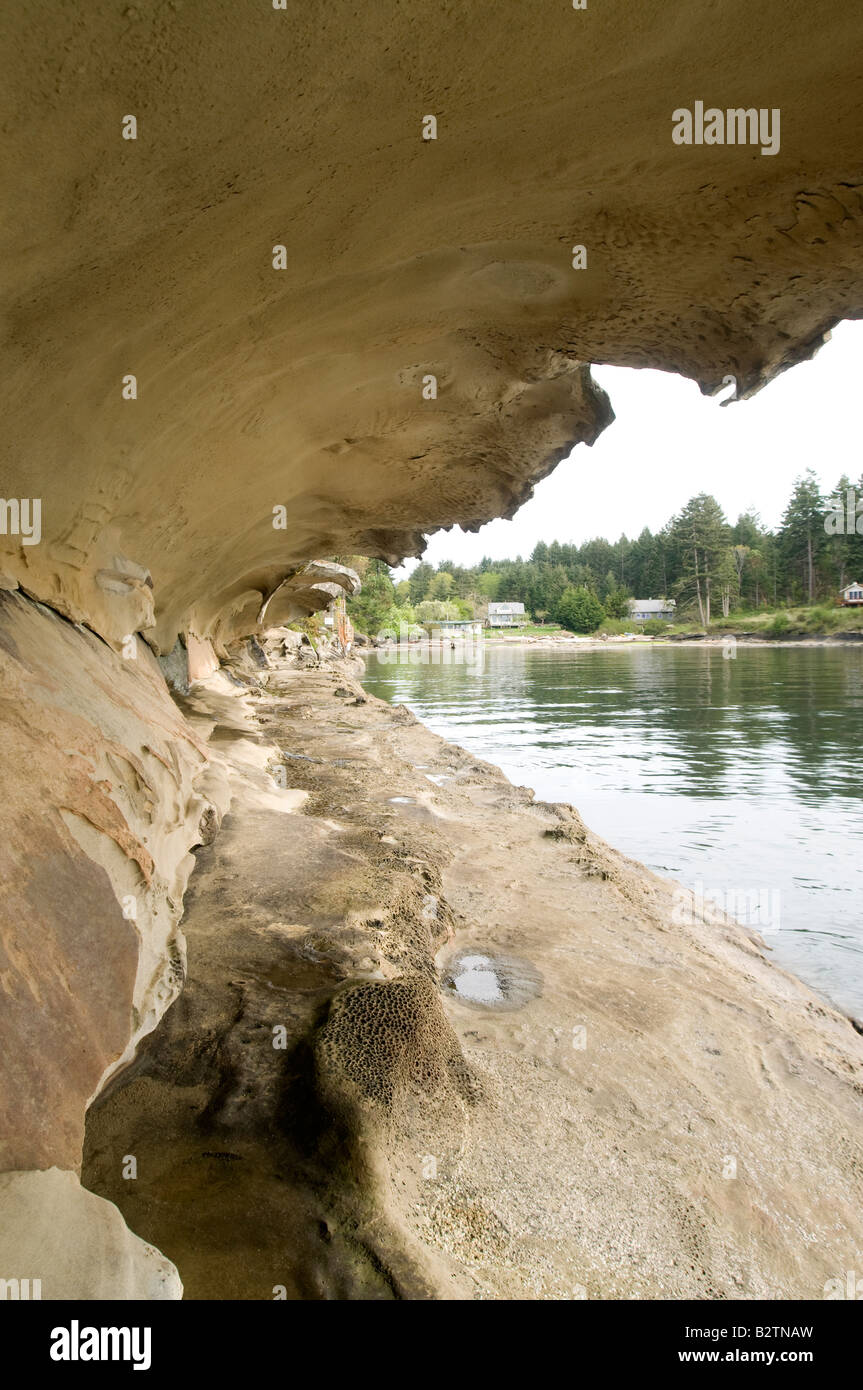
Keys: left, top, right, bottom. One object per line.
{"left": 841, "top": 582, "right": 863, "bottom": 606}
{"left": 628, "top": 597, "right": 676, "bottom": 622}
{"left": 487, "top": 601, "right": 526, "bottom": 628}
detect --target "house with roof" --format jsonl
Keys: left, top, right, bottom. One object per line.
{"left": 487, "top": 601, "right": 526, "bottom": 628}
{"left": 840, "top": 582, "right": 863, "bottom": 606}
{"left": 423, "top": 618, "right": 483, "bottom": 638}
{"left": 628, "top": 597, "right": 676, "bottom": 622}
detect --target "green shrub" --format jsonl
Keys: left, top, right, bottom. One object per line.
{"left": 557, "top": 586, "right": 605, "bottom": 634}
{"left": 603, "top": 586, "right": 631, "bottom": 619}
{"left": 808, "top": 605, "right": 839, "bottom": 629}
{"left": 642, "top": 618, "right": 668, "bottom": 636}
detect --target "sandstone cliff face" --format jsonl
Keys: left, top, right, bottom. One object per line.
{"left": 0, "top": 592, "right": 214, "bottom": 1175}
{"left": 2, "top": 0, "right": 863, "bottom": 1299}
{"left": 0, "top": 592, "right": 217, "bottom": 1296}
{"left": 0, "top": 1169, "right": 182, "bottom": 1300}
{"left": 2, "top": 1, "right": 862, "bottom": 652}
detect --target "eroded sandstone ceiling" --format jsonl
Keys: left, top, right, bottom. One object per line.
{"left": 1, "top": 0, "right": 862, "bottom": 650}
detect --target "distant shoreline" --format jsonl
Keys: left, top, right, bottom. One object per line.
{"left": 365, "top": 631, "right": 863, "bottom": 654}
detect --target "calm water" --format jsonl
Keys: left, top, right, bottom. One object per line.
{"left": 364, "top": 644, "right": 863, "bottom": 1019}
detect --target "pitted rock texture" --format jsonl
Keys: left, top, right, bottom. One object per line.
{"left": 84, "top": 654, "right": 472, "bottom": 1299}
{"left": 2, "top": 2, "right": 862, "bottom": 649}
{"left": 316, "top": 974, "right": 477, "bottom": 1115}
{"left": 82, "top": 653, "right": 863, "bottom": 1300}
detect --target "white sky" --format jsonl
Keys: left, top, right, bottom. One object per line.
{"left": 394, "top": 317, "right": 863, "bottom": 576}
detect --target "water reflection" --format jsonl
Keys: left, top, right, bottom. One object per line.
{"left": 364, "top": 645, "right": 863, "bottom": 1018}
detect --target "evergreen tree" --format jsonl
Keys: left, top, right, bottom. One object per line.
{"left": 557, "top": 586, "right": 605, "bottom": 633}
{"left": 347, "top": 565, "right": 399, "bottom": 636}
{"left": 477, "top": 571, "right": 503, "bottom": 601}
{"left": 779, "top": 470, "right": 825, "bottom": 602}
{"left": 408, "top": 561, "right": 434, "bottom": 605}
{"left": 669, "top": 493, "right": 730, "bottom": 625}
{"left": 716, "top": 547, "right": 738, "bottom": 618}
{"left": 823, "top": 475, "right": 859, "bottom": 591}
{"left": 730, "top": 510, "right": 766, "bottom": 607}
{"left": 542, "top": 565, "right": 570, "bottom": 616}
{"left": 427, "top": 570, "right": 456, "bottom": 601}
{"left": 604, "top": 585, "right": 631, "bottom": 619}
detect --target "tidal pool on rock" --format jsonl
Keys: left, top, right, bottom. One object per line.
{"left": 442, "top": 949, "right": 542, "bottom": 1011}
{"left": 451, "top": 955, "right": 503, "bottom": 1003}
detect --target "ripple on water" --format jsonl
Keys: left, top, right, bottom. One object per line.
{"left": 364, "top": 645, "right": 863, "bottom": 1018}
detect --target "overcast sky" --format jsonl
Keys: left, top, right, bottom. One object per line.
{"left": 394, "top": 317, "right": 863, "bottom": 577}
